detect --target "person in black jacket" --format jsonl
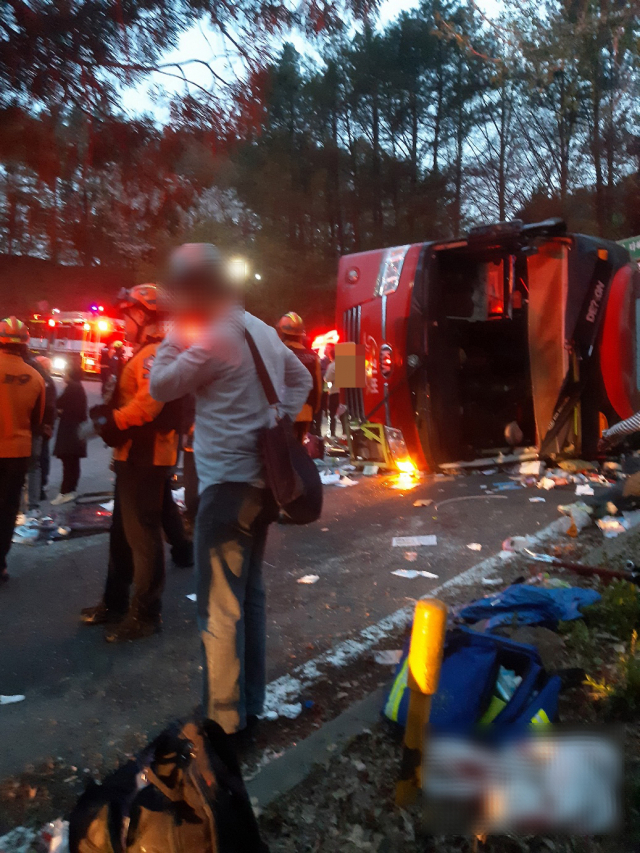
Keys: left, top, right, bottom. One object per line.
{"left": 51, "top": 361, "right": 88, "bottom": 505}
{"left": 22, "top": 352, "right": 57, "bottom": 513}
{"left": 34, "top": 356, "right": 57, "bottom": 501}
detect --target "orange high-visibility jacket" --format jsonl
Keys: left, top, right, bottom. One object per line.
{"left": 113, "top": 341, "right": 180, "bottom": 467}
{"left": 284, "top": 339, "right": 323, "bottom": 423}
{"left": 0, "top": 351, "right": 45, "bottom": 458}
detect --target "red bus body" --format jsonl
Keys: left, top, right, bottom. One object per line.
{"left": 336, "top": 220, "right": 640, "bottom": 469}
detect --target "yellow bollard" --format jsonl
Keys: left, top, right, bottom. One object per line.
{"left": 396, "top": 598, "right": 447, "bottom": 808}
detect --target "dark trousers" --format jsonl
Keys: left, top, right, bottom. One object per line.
{"left": 329, "top": 393, "right": 345, "bottom": 436}
{"left": 183, "top": 449, "right": 199, "bottom": 528}
{"left": 40, "top": 437, "right": 51, "bottom": 489}
{"left": 313, "top": 392, "right": 328, "bottom": 436}
{"left": 0, "top": 457, "right": 28, "bottom": 571}
{"left": 162, "top": 478, "right": 191, "bottom": 555}
{"left": 103, "top": 461, "right": 169, "bottom": 621}
{"left": 196, "top": 482, "right": 277, "bottom": 733}
{"left": 60, "top": 455, "right": 81, "bottom": 494}
{"left": 294, "top": 421, "right": 312, "bottom": 443}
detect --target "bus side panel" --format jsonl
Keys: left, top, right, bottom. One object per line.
{"left": 384, "top": 244, "right": 428, "bottom": 468}
{"left": 600, "top": 263, "right": 640, "bottom": 420}
{"left": 337, "top": 249, "right": 389, "bottom": 424}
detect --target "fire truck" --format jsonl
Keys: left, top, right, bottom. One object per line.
{"left": 336, "top": 218, "right": 640, "bottom": 470}
{"left": 29, "top": 312, "right": 125, "bottom": 376}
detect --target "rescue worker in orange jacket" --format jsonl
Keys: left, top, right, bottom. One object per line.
{"left": 277, "top": 313, "right": 322, "bottom": 442}
{"left": 81, "top": 284, "right": 182, "bottom": 642}
{"left": 0, "top": 317, "right": 45, "bottom": 584}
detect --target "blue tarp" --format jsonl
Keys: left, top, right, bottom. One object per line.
{"left": 458, "top": 585, "right": 601, "bottom": 631}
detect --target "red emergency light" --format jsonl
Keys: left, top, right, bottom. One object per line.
{"left": 47, "top": 318, "right": 56, "bottom": 328}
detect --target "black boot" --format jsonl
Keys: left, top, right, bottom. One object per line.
{"left": 80, "top": 603, "right": 124, "bottom": 625}
{"left": 104, "top": 614, "right": 162, "bottom": 643}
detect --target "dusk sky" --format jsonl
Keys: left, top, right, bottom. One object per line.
{"left": 121, "top": 0, "right": 500, "bottom": 117}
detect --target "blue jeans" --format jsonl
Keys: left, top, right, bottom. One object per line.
{"left": 196, "top": 482, "right": 277, "bottom": 733}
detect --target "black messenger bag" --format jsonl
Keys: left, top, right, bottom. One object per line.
{"left": 245, "top": 331, "right": 323, "bottom": 525}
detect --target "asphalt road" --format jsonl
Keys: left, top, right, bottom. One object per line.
{"left": 0, "top": 400, "right": 584, "bottom": 781}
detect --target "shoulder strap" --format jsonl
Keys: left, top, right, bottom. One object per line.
{"left": 245, "top": 329, "right": 280, "bottom": 407}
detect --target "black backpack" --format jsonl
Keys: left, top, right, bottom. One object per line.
{"left": 69, "top": 718, "right": 268, "bottom": 853}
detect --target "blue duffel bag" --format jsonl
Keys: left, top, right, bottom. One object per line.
{"left": 383, "top": 628, "right": 562, "bottom": 739}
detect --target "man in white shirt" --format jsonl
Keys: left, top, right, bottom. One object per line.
{"left": 150, "top": 244, "right": 311, "bottom": 740}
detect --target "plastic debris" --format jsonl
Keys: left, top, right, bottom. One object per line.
{"left": 575, "top": 484, "right": 595, "bottom": 496}
{"left": 362, "top": 464, "right": 379, "bottom": 476}
{"left": 170, "top": 487, "right": 186, "bottom": 509}
{"left": 297, "top": 574, "right": 320, "bottom": 584}
{"left": 467, "top": 543, "right": 482, "bottom": 551}
{"left": 482, "top": 577, "right": 502, "bottom": 587}
{"left": 337, "top": 475, "right": 358, "bottom": 487}
{"left": 518, "top": 461, "right": 545, "bottom": 476}
{"left": 391, "top": 569, "right": 438, "bottom": 579}
{"left": 12, "top": 524, "right": 40, "bottom": 544}
{"left": 185, "top": 593, "right": 197, "bottom": 601}
{"left": 529, "top": 497, "right": 546, "bottom": 503}
{"left": 559, "top": 459, "right": 598, "bottom": 474}
{"left": 558, "top": 501, "right": 593, "bottom": 517}
{"left": 557, "top": 505, "right": 592, "bottom": 532}
{"left": 413, "top": 498, "right": 433, "bottom": 507}
{"left": 46, "top": 819, "right": 69, "bottom": 853}
{"left": 492, "top": 481, "right": 523, "bottom": 491}
{"left": 319, "top": 470, "right": 341, "bottom": 485}
{"left": 537, "top": 477, "right": 557, "bottom": 490}
{"left": 502, "top": 535, "right": 534, "bottom": 552}
{"left": 596, "top": 516, "right": 630, "bottom": 538}
{"left": 277, "top": 702, "right": 302, "bottom": 720}
{"left": 392, "top": 535, "right": 437, "bottom": 547}
{"left": 1, "top": 694, "right": 25, "bottom": 705}
{"left": 373, "top": 649, "right": 403, "bottom": 665}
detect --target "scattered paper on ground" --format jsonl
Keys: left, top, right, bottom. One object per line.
{"left": 596, "top": 516, "right": 629, "bottom": 538}
{"left": 392, "top": 535, "right": 437, "bottom": 547}
{"left": 530, "top": 497, "right": 546, "bottom": 503}
{"left": 0, "top": 694, "right": 25, "bottom": 705}
{"left": 363, "top": 464, "right": 379, "bottom": 476}
{"left": 100, "top": 500, "right": 114, "bottom": 511}
{"left": 413, "top": 499, "right": 433, "bottom": 507}
{"left": 185, "top": 593, "right": 197, "bottom": 601}
{"left": 466, "top": 542, "right": 482, "bottom": 551}
{"left": 391, "top": 569, "right": 438, "bottom": 579}
{"left": 373, "top": 649, "right": 403, "bottom": 665}
{"left": 482, "top": 577, "right": 502, "bottom": 587}
{"left": 337, "top": 476, "right": 358, "bottom": 487}
{"left": 297, "top": 574, "right": 320, "bottom": 584}
{"left": 171, "top": 487, "right": 186, "bottom": 508}
{"left": 576, "top": 484, "right": 595, "bottom": 496}
{"left": 403, "top": 551, "right": 418, "bottom": 562}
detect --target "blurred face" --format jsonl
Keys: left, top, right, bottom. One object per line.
{"left": 170, "top": 288, "right": 236, "bottom": 342}
{"left": 123, "top": 308, "right": 147, "bottom": 343}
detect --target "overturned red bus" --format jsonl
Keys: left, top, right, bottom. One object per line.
{"left": 336, "top": 219, "right": 640, "bottom": 470}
